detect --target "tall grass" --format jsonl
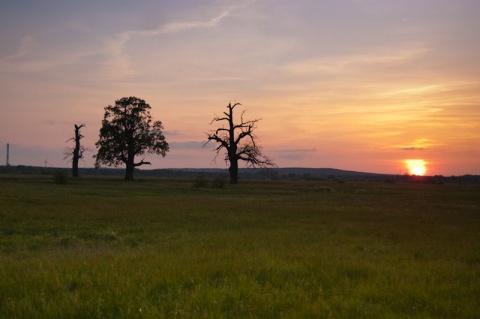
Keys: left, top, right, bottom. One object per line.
{"left": 0, "top": 175, "right": 479, "bottom": 318}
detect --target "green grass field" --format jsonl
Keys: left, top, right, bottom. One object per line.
{"left": 0, "top": 175, "right": 479, "bottom": 318}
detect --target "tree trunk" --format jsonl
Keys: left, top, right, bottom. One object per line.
{"left": 72, "top": 140, "right": 80, "bottom": 177}
{"left": 72, "top": 156, "right": 79, "bottom": 177}
{"left": 229, "top": 158, "right": 239, "bottom": 184}
{"left": 72, "top": 125, "right": 82, "bottom": 177}
{"left": 125, "top": 162, "right": 135, "bottom": 181}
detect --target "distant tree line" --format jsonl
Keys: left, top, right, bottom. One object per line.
{"left": 3, "top": 165, "right": 479, "bottom": 184}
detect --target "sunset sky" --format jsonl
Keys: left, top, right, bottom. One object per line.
{"left": 1, "top": 0, "right": 479, "bottom": 176}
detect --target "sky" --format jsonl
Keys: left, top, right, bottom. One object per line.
{"left": 1, "top": 0, "right": 479, "bottom": 176}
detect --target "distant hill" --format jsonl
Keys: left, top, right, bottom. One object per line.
{"left": 0, "top": 165, "right": 382, "bottom": 180}
{"left": 1, "top": 165, "right": 479, "bottom": 183}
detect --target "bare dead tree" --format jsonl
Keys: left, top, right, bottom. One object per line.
{"left": 205, "top": 102, "right": 276, "bottom": 184}
{"left": 65, "top": 124, "right": 85, "bottom": 177}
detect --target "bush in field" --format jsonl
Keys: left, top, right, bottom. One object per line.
{"left": 193, "top": 175, "right": 226, "bottom": 189}
{"left": 193, "top": 175, "right": 209, "bottom": 188}
{"left": 53, "top": 171, "right": 68, "bottom": 184}
{"left": 211, "top": 177, "right": 226, "bottom": 189}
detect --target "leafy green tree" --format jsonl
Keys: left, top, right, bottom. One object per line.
{"left": 94, "top": 96, "right": 169, "bottom": 180}
{"left": 206, "top": 102, "right": 276, "bottom": 184}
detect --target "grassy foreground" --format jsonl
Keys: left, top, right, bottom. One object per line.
{"left": 0, "top": 175, "right": 479, "bottom": 318}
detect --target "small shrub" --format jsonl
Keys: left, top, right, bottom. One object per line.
{"left": 193, "top": 175, "right": 209, "bottom": 188}
{"left": 53, "top": 171, "right": 68, "bottom": 184}
{"left": 211, "top": 178, "right": 226, "bottom": 189}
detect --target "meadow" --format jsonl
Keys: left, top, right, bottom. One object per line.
{"left": 0, "top": 174, "right": 479, "bottom": 318}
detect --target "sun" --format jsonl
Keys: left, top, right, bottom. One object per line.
{"left": 405, "top": 159, "right": 427, "bottom": 176}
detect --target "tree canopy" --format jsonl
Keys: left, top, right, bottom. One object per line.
{"left": 94, "top": 96, "right": 169, "bottom": 180}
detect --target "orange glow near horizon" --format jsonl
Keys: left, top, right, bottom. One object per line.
{"left": 405, "top": 159, "right": 427, "bottom": 176}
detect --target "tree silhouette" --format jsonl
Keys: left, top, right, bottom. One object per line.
{"left": 64, "top": 124, "right": 85, "bottom": 177}
{"left": 206, "top": 102, "right": 276, "bottom": 184}
{"left": 94, "top": 96, "right": 169, "bottom": 180}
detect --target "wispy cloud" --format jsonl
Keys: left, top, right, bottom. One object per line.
{"left": 102, "top": 2, "right": 251, "bottom": 79}
{"left": 396, "top": 139, "right": 440, "bottom": 151}
{"left": 0, "top": 34, "right": 97, "bottom": 73}
{"left": 401, "top": 147, "right": 424, "bottom": 151}
{"left": 1, "top": 1, "right": 253, "bottom": 77}
{"left": 169, "top": 141, "right": 205, "bottom": 150}
{"left": 273, "top": 148, "right": 317, "bottom": 153}
{"left": 272, "top": 148, "right": 317, "bottom": 161}
{"left": 0, "top": 35, "right": 35, "bottom": 64}
{"left": 282, "top": 45, "right": 428, "bottom": 76}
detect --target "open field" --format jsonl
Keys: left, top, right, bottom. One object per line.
{"left": 0, "top": 175, "right": 479, "bottom": 318}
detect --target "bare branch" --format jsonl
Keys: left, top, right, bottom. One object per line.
{"left": 230, "top": 102, "right": 242, "bottom": 109}
{"left": 134, "top": 158, "right": 151, "bottom": 167}
{"left": 215, "top": 127, "right": 229, "bottom": 135}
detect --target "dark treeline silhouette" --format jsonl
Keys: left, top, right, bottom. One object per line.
{"left": 2, "top": 165, "right": 480, "bottom": 184}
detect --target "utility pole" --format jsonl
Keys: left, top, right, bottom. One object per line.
{"left": 6, "top": 143, "right": 9, "bottom": 166}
